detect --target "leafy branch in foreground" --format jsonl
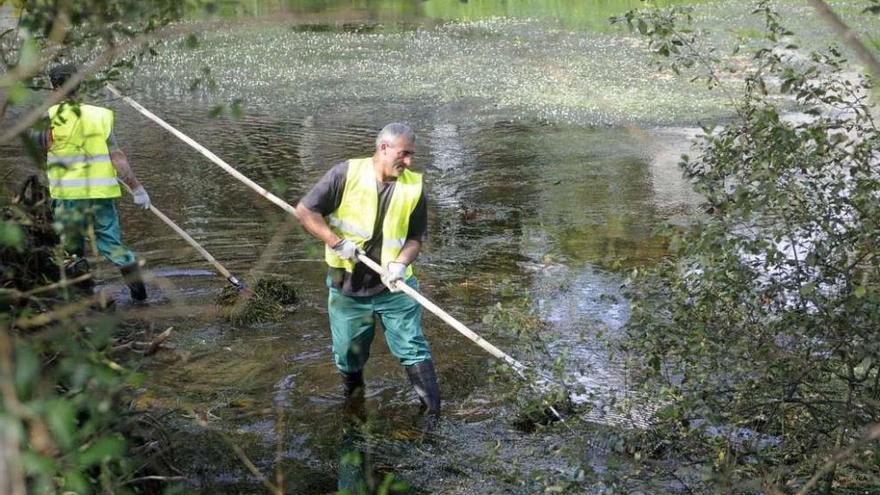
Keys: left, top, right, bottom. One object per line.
{"left": 1, "top": 3, "right": 213, "bottom": 494}
{"left": 615, "top": 1, "right": 880, "bottom": 493}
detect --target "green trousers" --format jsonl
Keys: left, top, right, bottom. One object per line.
{"left": 327, "top": 275, "right": 432, "bottom": 373}
{"left": 52, "top": 198, "right": 136, "bottom": 267}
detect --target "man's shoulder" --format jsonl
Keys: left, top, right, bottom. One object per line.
{"left": 53, "top": 101, "right": 110, "bottom": 111}
{"left": 312, "top": 161, "right": 350, "bottom": 190}
{"left": 324, "top": 160, "right": 350, "bottom": 181}
{"left": 51, "top": 103, "right": 113, "bottom": 120}
{"left": 83, "top": 103, "right": 113, "bottom": 115}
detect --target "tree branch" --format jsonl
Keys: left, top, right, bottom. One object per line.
{"left": 806, "top": 0, "right": 880, "bottom": 78}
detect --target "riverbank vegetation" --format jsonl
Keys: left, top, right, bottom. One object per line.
{"left": 616, "top": 1, "right": 880, "bottom": 492}
{"left": 2, "top": 2, "right": 205, "bottom": 494}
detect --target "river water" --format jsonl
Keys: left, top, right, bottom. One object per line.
{"left": 2, "top": 0, "right": 878, "bottom": 492}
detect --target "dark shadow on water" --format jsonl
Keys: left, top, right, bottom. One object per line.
{"left": 335, "top": 395, "right": 428, "bottom": 495}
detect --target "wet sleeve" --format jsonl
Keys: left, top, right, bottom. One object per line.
{"left": 27, "top": 130, "right": 49, "bottom": 149}
{"left": 106, "top": 131, "right": 120, "bottom": 152}
{"left": 299, "top": 161, "right": 348, "bottom": 216}
{"left": 406, "top": 190, "right": 428, "bottom": 242}
{"left": 28, "top": 116, "right": 51, "bottom": 149}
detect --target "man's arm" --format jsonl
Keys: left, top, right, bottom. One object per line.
{"left": 105, "top": 131, "right": 143, "bottom": 190}
{"left": 294, "top": 161, "right": 348, "bottom": 248}
{"left": 110, "top": 149, "right": 144, "bottom": 191}
{"left": 394, "top": 239, "right": 422, "bottom": 265}
{"left": 294, "top": 202, "right": 342, "bottom": 248}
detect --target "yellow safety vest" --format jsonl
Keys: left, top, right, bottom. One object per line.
{"left": 325, "top": 158, "right": 423, "bottom": 279}
{"left": 46, "top": 102, "right": 121, "bottom": 199}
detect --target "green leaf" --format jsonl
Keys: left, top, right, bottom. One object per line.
{"left": 854, "top": 285, "right": 867, "bottom": 298}
{"left": 78, "top": 435, "right": 126, "bottom": 467}
{"left": 799, "top": 283, "right": 817, "bottom": 297}
{"left": 14, "top": 345, "right": 40, "bottom": 398}
{"left": 18, "top": 35, "right": 39, "bottom": 70}
{"left": 8, "top": 82, "right": 30, "bottom": 105}
{"left": 649, "top": 355, "right": 661, "bottom": 372}
{"left": 0, "top": 220, "right": 24, "bottom": 250}
{"left": 46, "top": 399, "right": 76, "bottom": 449}
{"left": 61, "top": 469, "right": 89, "bottom": 494}
{"left": 19, "top": 450, "right": 56, "bottom": 475}
{"left": 230, "top": 99, "right": 244, "bottom": 119}
{"left": 780, "top": 79, "right": 792, "bottom": 94}
{"left": 184, "top": 33, "right": 200, "bottom": 49}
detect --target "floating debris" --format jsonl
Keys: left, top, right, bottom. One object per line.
{"left": 216, "top": 277, "right": 298, "bottom": 325}
{"left": 512, "top": 387, "right": 575, "bottom": 433}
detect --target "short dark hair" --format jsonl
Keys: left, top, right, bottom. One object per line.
{"left": 49, "top": 63, "right": 77, "bottom": 90}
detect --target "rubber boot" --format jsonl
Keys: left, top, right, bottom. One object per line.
{"left": 341, "top": 370, "right": 366, "bottom": 417}
{"left": 119, "top": 262, "right": 147, "bottom": 302}
{"left": 341, "top": 370, "right": 365, "bottom": 399}
{"left": 64, "top": 256, "right": 95, "bottom": 296}
{"left": 405, "top": 360, "right": 441, "bottom": 415}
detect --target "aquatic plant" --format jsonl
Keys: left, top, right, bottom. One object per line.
{"left": 216, "top": 277, "right": 298, "bottom": 325}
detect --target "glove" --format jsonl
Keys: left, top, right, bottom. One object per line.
{"left": 331, "top": 239, "right": 360, "bottom": 261}
{"left": 382, "top": 261, "right": 407, "bottom": 292}
{"left": 132, "top": 186, "right": 151, "bottom": 210}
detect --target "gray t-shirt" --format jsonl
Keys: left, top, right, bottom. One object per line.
{"left": 299, "top": 160, "right": 428, "bottom": 297}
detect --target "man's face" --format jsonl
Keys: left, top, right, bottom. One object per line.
{"left": 379, "top": 136, "right": 415, "bottom": 179}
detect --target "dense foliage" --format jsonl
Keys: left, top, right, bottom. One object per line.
{"left": 616, "top": 2, "right": 880, "bottom": 493}
{"left": 1, "top": 2, "right": 205, "bottom": 494}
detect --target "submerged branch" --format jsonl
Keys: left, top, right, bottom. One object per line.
{"left": 792, "top": 422, "right": 880, "bottom": 495}
{"left": 806, "top": 0, "right": 880, "bottom": 78}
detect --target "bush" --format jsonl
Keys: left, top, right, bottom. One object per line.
{"left": 616, "top": 2, "right": 880, "bottom": 492}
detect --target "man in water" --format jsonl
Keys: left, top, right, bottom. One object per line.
{"left": 34, "top": 64, "right": 151, "bottom": 301}
{"left": 295, "top": 122, "right": 440, "bottom": 415}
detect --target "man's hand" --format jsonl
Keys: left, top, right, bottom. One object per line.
{"left": 382, "top": 262, "right": 407, "bottom": 292}
{"left": 332, "top": 239, "right": 360, "bottom": 261}
{"left": 132, "top": 186, "right": 151, "bottom": 210}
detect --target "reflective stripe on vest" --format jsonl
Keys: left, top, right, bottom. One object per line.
{"left": 46, "top": 102, "right": 121, "bottom": 199}
{"left": 327, "top": 216, "right": 372, "bottom": 240}
{"left": 48, "top": 154, "right": 112, "bottom": 166}
{"left": 48, "top": 177, "right": 119, "bottom": 188}
{"left": 324, "top": 158, "right": 422, "bottom": 278}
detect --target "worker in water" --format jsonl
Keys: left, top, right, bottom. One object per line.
{"left": 295, "top": 122, "right": 440, "bottom": 415}
{"left": 33, "top": 63, "right": 151, "bottom": 302}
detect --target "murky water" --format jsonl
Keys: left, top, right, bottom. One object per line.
{"left": 3, "top": 0, "right": 879, "bottom": 492}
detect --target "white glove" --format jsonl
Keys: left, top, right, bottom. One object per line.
{"left": 382, "top": 262, "right": 407, "bottom": 292}
{"left": 132, "top": 186, "right": 151, "bottom": 210}
{"left": 331, "top": 239, "right": 360, "bottom": 261}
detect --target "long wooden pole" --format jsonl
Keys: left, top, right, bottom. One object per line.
{"left": 355, "top": 254, "right": 528, "bottom": 373}
{"left": 110, "top": 86, "right": 563, "bottom": 419}
{"left": 106, "top": 84, "right": 297, "bottom": 216}
{"left": 118, "top": 182, "right": 245, "bottom": 289}
{"left": 357, "top": 253, "right": 564, "bottom": 421}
